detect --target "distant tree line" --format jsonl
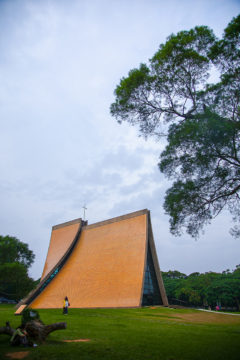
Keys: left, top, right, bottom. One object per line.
{"left": 162, "top": 266, "right": 240, "bottom": 311}
{"left": 0, "top": 235, "right": 38, "bottom": 301}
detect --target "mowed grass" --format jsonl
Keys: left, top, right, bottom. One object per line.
{"left": 0, "top": 305, "right": 240, "bottom": 360}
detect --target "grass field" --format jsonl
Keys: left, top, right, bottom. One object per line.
{"left": 0, "top": 305, "right": 240, "bottom": 360}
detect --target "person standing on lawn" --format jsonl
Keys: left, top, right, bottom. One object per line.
{"left": 63, "top": 296, "right": 70, "bottom": 315}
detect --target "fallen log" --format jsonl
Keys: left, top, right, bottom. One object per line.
{"left": 0, "top": 322, "right": 14, "bottom": 336}
{"left": 25, "top": 320, "right": 67, "bottom": 342}
{"left": 0, "top": 320, "right": 67, "bottom": 343}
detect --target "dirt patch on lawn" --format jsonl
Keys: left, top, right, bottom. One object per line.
{"left": 63, "top": 339, "right": 91, "bottom": 342}
{"left": 5, "top": 352, "right": 29, "bottom": 359}
{"left": 167, "top": 311, "right": 240, "bottom": 324}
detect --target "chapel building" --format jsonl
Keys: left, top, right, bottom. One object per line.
{"left": 16, "top": 209, "right": 168, "bottom": 313}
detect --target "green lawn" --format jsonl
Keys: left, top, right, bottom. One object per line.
{"left": 1, "top": 304, "right": 240, "bottom": 360}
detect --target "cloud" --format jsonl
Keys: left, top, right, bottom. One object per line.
{"left": 0, "top": 0, "right": 239, "bottom": 279}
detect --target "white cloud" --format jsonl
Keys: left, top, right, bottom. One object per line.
{"left": 0, "top": 0, "right": 239, "bottom": 279}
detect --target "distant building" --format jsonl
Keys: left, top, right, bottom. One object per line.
{"left": 16, "top": 209, "right": 168, "bottom": 314}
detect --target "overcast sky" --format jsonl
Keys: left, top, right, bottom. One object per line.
{"left": 0, "top": 0, "right": 240, "bottom": 280}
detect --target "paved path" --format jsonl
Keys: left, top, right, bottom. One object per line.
{"left": 197, "top": 309, "right": 240, "bottom": 316}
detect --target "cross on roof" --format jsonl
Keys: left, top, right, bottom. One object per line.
{"left": 82, "top": 205, "right": 87, "bottom": 221}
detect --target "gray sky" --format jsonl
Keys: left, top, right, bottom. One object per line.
{"left": 0, "top": 0, "right": 240, "bottom": 280}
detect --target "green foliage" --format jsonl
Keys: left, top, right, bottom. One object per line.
{"left": 0, "top": 235, "right": 35, "bottom": 269}
{"left": 163, "top": 270, "right": 187, "bottom": 279}
{"left": 0, "top": 235, "right": 35, "bottom": 300}
{"left": 162, "top": 266, "right": 240, "bottom": 310}
{"left": 175, "top": 287, "right": 201, "bottom": 306}
{"left": 111, "top": 15, "right": 240, "bottom": 237}
{"left": 205, "top": 273, "right": 240, "bottom": 309}
{"left": 0, "top": 262, "right": 35, "bottom": 300}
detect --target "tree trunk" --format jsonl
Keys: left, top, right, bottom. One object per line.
{"left": 25, "top": 320, "right": 67, "bottom": 342}
{"left": 0, "top": 320, "right": 66, "bottom": 343}
{"left": 235, "top": 298, "right": 240, "bottom": 312}
{"left": 0, "top": 322, "right": 14, "bottom": 336}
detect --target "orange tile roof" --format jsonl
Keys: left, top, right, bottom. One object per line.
{"left": 31, "top": 212, "right": 147, "bottom": 308}
{"left": 41, "top": 219, "right": 81, "bottom": 280}
{"left": 19, "top": 210, "right": 168, "bottom": 310}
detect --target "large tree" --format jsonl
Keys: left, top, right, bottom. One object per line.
{"left": 0, "top": 235, "right": 35, "bottom": 268}
{"left": 110, "top": 15, "right": 240, "bottom": 237}
{"left": 0, "top": 262, "right": 35, "bottom": 300}
{"left": 0, "top": 235, "right": 35, "bottom": 300}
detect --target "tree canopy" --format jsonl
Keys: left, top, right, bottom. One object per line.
{"left": 110, "top": 15, "right": 240, "bottom": 237}
{"left": 162, "top": 265, "right": 240, "bottom": 310}
{"left": 0, "top": 235, "right": 35, "bottom": 269}
{"left": 0, "top": 235, "right": 35, "bottom": 300}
